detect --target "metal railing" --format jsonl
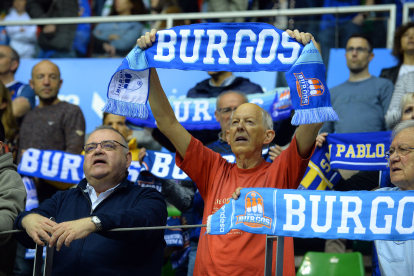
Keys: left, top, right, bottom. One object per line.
{"left": 403, "top": 2, "right": 414, "bottom": 24}
{"left": 0, "top": 4, "right": 396, "bottom": 48}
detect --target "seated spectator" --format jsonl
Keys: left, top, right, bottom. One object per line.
{"left": 206, "top": 0, "right": 258, "bottom": 23}
{"left": 320, "top": 34, "right": 393, "bottom": 134}
{"left": 4, "top": 0, "right": 37, "bottom": 59}
{"left": 317, "top": 0, "right": 373, "bottom": 67}
{"left": 26, "top": 0, "right": 79, "bottom": 58}
{"left": 385, "top": 71, "right": 414, "bottom": 129}
{"left": 0, "top": 82, "right": 18, "bottom": 160}
{"left": 93, "top": 0, "right": 147, "bottom": 57}
{"left": 150, "top": 0, "right": 189, "bottom": 30}
{"left": 380, "top": 22, "right": 414, "bottom": 85}
{"left": 14, "top": 125, "right": 167, "bottom": 275}
{"left": 0, "top": 117, "right": 26, "bottom": 275}
{"left": 0, "top": 45, "right": 36, "bottom": 120}
{"left": 372, "top": 120, "right": 414, "bottom": 276}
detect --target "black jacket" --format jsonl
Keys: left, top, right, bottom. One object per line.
{"left": 26, "top": 0, "right": 78, "bottom": 52}
{"left": 15, "top": 177, "right": 167, "bottom": 276}
{"left": 380, "top": 64, "right": 401, "bottom": 85}
{"left": 187, "top": 76, "right": 263, "bottom": 98}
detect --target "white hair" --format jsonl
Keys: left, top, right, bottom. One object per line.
{"left": 392, "top": 120, "right": 414, "bottom": 140}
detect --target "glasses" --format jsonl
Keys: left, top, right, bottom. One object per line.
{"left": 217, "top": 107, "right": 237, "bottom": 115}
{"left": 84, "top": 140, "right": 127, "bottom": 154}
{"left": 385, "top": 146, "right": 414, "bottom": 161}
{"left": 345, "top": 47, "right": 370, "bottom": 54}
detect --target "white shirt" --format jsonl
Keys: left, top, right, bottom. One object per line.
{"left": 86, "top": 183, "right": 120, "bottom": 211}
{"left": 4, "top": 9, "right": 37, "bottom": 58}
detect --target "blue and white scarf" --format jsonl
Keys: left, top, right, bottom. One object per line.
{"left": 207, "top": 188, "right": 414, "bottom": 241}
{"left": 103, "top": 23, "right": 338, "bottom": 125}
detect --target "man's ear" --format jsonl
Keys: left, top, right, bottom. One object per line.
{"left": 10, "top": 60, "right": 18, "bottom": 73}
{"left": 214, "top": 110, "right": 219, "bottom": 122}
{"left": 368, "top": 51, "right": 374, "bottom": 62}
{"left": 263, "top": 130, "right": 275, "bottom": 145}
{"left": 126, "top": 151, "right": 132, "bottom": 168}
{"left": 29, "top": 79, "right": 34, "bottom": 90}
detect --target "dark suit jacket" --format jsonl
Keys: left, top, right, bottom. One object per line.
{"left": 380, "top": 64, "right": 401, "bottom": 85}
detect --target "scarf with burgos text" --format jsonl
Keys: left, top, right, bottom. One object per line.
{"left": 207, "top": 188, "right": 414, "bottom": 241}
{"left": 103, "top": 23, "right": 338, "bottom": 125}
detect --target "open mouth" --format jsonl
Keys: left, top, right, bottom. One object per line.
{"left": 391, "top": 167, "right": 402, "bottom": 173}
{"left": 93, "top": 159, "right": 107, "bottom": 165}
{"left": 235, "top": 136, "right": 248, "bottom": 142}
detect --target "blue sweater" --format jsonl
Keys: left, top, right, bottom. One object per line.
{"left": 15, "top": 177, "right": 167, "bottom": 276}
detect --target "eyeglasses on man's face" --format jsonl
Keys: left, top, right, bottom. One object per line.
{"left": 217, "top": 107, "right": 237, "bottom": 115}
{"left": 345, "top": 47, "right": 370, "bottom": 54}
{"left": 385, "top": 145, "right": 414, "bottom": 161}
{"left": 84, "top": 140, "right": 127, "bottom": 154}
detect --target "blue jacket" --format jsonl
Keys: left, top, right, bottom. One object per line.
{"left": 15, "top": 177, "right": 167, "bottom": 276}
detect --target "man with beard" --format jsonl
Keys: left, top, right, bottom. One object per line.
{"left": 320, "top": 33, "right": 393, "bottom": 134}
{"left": 18, "top": 60, "right": 85, "bottom": 201}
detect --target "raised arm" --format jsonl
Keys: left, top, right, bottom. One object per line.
{"left": 137, "top": 30, "right": 191, "bottom": 158}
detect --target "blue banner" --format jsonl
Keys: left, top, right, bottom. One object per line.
{"left": 17, "top": 132, "right": 391, "bottom": 190}
{"left": 18, "top": 148, "right": 141, "bottom": 184}
{"left": 207, "top": 188, "right": 414, "bottom": 241}
{"left": 126, "top": 89, "right": 293, "bottom": 130}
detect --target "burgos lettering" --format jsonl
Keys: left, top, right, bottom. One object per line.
{"left": 294, "top": 72, "right": 324, "bottom": 106}
{"left": 153, "top": 29, "right": 300, "bottom": 65}
{"left": 236, "top": 191, "right": 272, "bottom": 228}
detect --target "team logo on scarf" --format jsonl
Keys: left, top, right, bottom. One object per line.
{"left": 236, "top": 191, "right": 272, "bottom": 228}
{"left": 294, "top": 72, "right": 324, "bottom": 106}
{"left": 114, "top": 70, "right": 143, "bottom": 95}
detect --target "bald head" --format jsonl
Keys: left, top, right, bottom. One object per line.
{"left": 31, "top": 60, "right": 61, "bottom": 79}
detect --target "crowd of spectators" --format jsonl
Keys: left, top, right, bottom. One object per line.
{"left": 0, "top": 1, "right": 414, "bottom": 276}
{"left": 0, "top": 0, "right": 411, "bottom": 61}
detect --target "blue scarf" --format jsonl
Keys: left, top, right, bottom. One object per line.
{"left": 103, "top": 23, "right": 338, "bottom": 125}
{"left": 207, "top": 188, "right": 414, "bottom": 241}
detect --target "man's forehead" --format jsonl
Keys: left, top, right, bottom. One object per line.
{"left": 33, "top": 61, "right": 60, "bottom": 75}
{"left": 392, "top": 128, "right": 414, "bottom": 145}
{"left": 346, "top": 37, "right": 368, "bottom": 48}
{"left": 87, "top": 129, "right": 122, "bottom": 143}
{"left": 233, "top": 103, "right": 262, "bottom": 118}
{"left": 219, "top": 93, "right": 246, "bottom": 107}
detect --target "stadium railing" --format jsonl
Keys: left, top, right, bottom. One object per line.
{"left": 0, "top": 4, "right": 397, "bottom": 49}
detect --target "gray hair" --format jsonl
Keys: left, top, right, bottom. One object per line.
{"left": 216, "top": 90, "right": 248, "bottom": 110}
{"left": 90, "top": 125, "right": 129, "bottom": 153}
{"left": 400, "top": 93, "right": 414, "bottom": 117}
{"left": 392, "top": 120, "right": 414, "bottom": 140}
{"left": 262, "top": 110, "right": 273, "bottom": 131}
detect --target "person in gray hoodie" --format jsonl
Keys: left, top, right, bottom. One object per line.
{"left": 0, "top": 120, "right": 26, "bottom": 276}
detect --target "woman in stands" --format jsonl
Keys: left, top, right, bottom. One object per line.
{"left": 93, "top": 0, "right": 147, "bottom": 57}
{"left": 0, "top": 82, "right": 18, "bottom": 162}
{"left": 380, "top": 22, "right": 414, "bottom": 84}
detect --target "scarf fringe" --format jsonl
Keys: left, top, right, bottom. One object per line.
{"left": 291, "top": 106, "right": 339, "bottom": 125}
{"left": 102, "top": 98, "right": 149, "bottom": 119}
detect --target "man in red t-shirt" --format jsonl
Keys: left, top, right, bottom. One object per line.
{"left": 137, "top": 29, "right": 323, "bottom": 276}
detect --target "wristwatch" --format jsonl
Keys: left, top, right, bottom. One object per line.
{"left": 91, "top": 216, "right": 102, "bottom": 232}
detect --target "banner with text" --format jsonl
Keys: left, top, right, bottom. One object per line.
{"left": 207, "top": 188, "right": 414, "bottom": 241}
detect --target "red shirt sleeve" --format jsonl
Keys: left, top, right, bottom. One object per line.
{"left": 271, "top": 134, "right": 315, "bottom": 189}
{"left": 175, "top": 136, "right": 228, "bottom": 198}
